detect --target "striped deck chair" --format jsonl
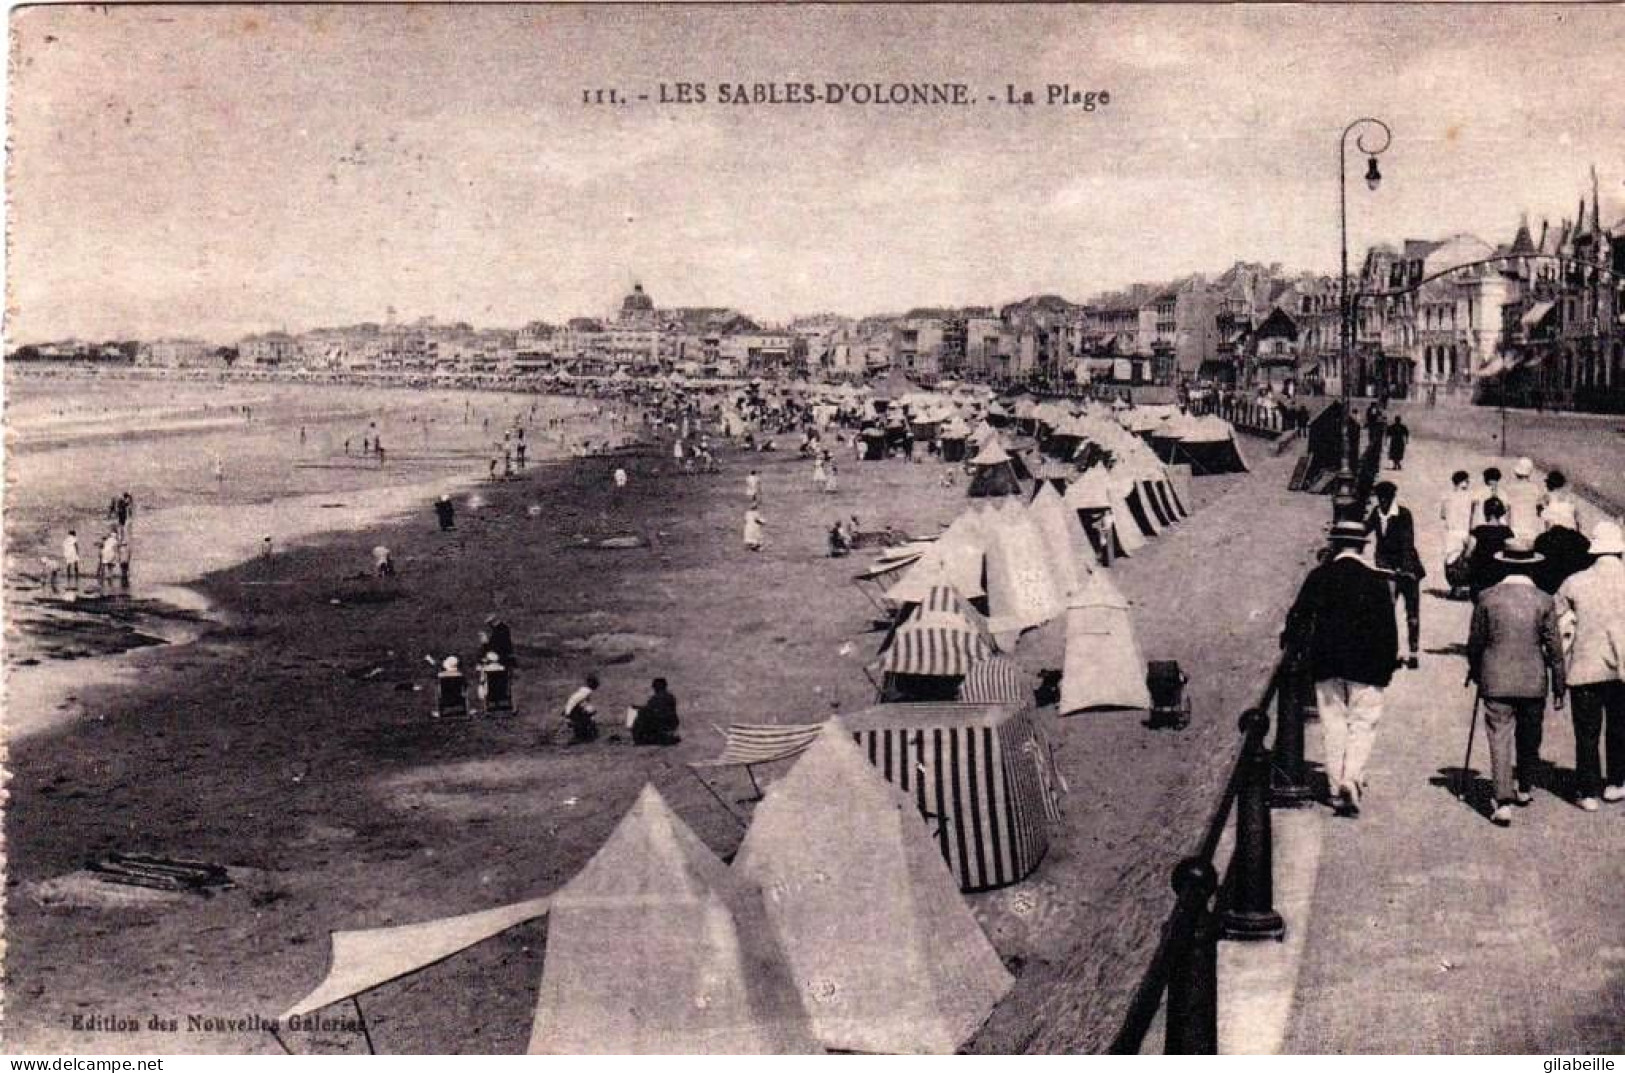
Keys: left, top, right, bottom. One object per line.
{"left": 687, "top": 721, "right": 826, "bottom": 820}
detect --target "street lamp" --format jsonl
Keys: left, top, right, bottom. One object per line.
{"left": 1339, "top": 116, "right": 1392, "bottom": 407}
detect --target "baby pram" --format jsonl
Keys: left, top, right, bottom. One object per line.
{"left": 1146, "top": 660, "right": 1191, "bottom": 730}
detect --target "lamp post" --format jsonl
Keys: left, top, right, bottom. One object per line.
{"left": 1339, "top": 117, "right": 1392, "bottom": 407}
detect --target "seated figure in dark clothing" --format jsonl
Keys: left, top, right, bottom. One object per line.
{"left": 631, "top": 678, "right": 681, "bottom": 746}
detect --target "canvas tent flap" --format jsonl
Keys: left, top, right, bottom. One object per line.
{"left": 281, "top": 895, "right": 554, "bottom": 1020}
{"left": 733, "top": 723, "right": 1012, "bottom": 1054}
{"left": 1060, "top": 604, "right": 1151, "bottom": 713}
{"left": 530, "top": 786, "right": 820, "bottom": 1054}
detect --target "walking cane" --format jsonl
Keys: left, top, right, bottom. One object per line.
{"left": 1457, "top": 687, "right": 1482, "bottom": 801}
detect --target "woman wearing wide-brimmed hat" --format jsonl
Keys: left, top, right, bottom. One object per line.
{"left": 1467, "top": 540, "right": 1566, "bottom": 826}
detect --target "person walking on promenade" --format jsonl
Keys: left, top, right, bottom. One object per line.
{"left": 1470, "top": 466, "right": 1505, "bottom": 529}
{"left": 1344, "top": 409, "right": 1361, "bottom": 471}
{"left": 1283, "top": 519, "right": 1399, "bottom": 817}
{"left": 1386, "top": 415, "right": 1409, "bottom": 471}
{"left": 1503, "top": 457, "right": 1543, "bottom": 540}
{"left": 1538, "top": 469, "right": 1575, "bottom": 523}
{"left": 1553, "top": 520, "right": 1625, "bottom": 811}
{"left": 745, "top": 469, "right": 761, "bottom": 505}
{"left": 61, "top": 529, "right": 81, "bottom": 586}
{"left": 1532, "top": 501, "right": 1591, "bottom": 595}
{"left": 743, "top": 507, "right": 765, "bottom": 552}
{"left": 1467, "top": 540, "right": 1566, "bottom": 826}
{"left": 1367, "top": 481, "right": 1425, "bottom": 668}
{"left": 1441, "top": 469, "right": 1475, "bottom": 598}
{"left": 1466, "top": 497, "right": 1516, "bottom": 601}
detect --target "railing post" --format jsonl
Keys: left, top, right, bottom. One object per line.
{"left": 1272, "top": 653, "right": 1315, "bottom": 806}
{"left": 1165, "top": 857, "right": 1219, "bottom": 1055}
{"left": 1222, "top": 710, "right": 1286, "bottom": 941}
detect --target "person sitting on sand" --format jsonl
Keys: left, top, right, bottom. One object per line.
{"left": 829, "top": 519, "right": 853, "bottom": 558}
{"left": 631, "top": 678, "right": 681, "bottom": 746}
{"left": 373, "top": 545, "right": 395, "bottom": 578}
{"left": 434, "top": 495, "right": 456, "bottom": 531}
{"left": 614, "top": 466, "right": 629, "bottom": 490}
{"left": 562, "top": 674, "right": 600, "bottom": 744}
{"left": 434, "top": 656, "right": 467, "bottom": 718}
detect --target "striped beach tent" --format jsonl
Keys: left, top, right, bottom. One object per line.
{"left": 957, "top": 654, "right": 1032, "bottom": 706}
{"left": 843, "top": 703, "right": 1058, "bottom": 892}
{"left": 878, "top": 617, "right": 996, "bottom": 677}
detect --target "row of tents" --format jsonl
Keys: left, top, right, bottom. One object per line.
{"left": 283, "top": 723, "right": 1018, "bottom": 1054}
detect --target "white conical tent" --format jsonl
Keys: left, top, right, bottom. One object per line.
{"left": 733, "top": 723, "right": 1013, "bottom": 1054}
{"left": 885, "top": 519, "right": 987, "bottom": 603}
{"left": 1060, "top": 571, "right": 1151, "bottom": 713}
{"left": 1026, "top": 482, "right": 1096, "bottom": 598}
{"left": 530, "top": 786, "right": 821, "bottom": 1054}
{"left": 982, "top": 501, "right": 1065, "bottom": 641}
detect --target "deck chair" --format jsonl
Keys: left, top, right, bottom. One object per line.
{"left": 687, "top": 722, "right": 826, "bottom": 820}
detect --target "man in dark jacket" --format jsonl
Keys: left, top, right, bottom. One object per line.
{"left": 1283, "top": 520, "right": 1399, "bottom": 816}
{"left": 1366, "top": 481, "right": 1426, "bottom": 668}
{"left": 1344, "top": 410, "right": 1362, "bottom": 472}
{"left": 631, "top": 677, "right": 681, "bottom": 746}
{"left": 1468, "top": 541, "right": 1566, "bottom": 826}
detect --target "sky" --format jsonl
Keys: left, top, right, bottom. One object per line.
{"left": 6, "top": 4, "right": 1624, "bottom": 343}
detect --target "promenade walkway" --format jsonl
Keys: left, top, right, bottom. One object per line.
{"left": 1271, "top": 432, "right": 1625, "bottom": 1052}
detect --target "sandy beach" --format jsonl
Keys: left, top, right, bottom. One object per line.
{"left": 1, "top": 387, "right": 1332, "bottom": 1053}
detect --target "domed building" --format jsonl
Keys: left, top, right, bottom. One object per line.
{"left": 618, "top": 283, "right": 656, "bottom": 328}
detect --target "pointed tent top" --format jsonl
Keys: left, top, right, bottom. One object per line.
{"left": 559, "top": 784, "right": 728, "bottom": 903}
{"left": 970, "top": 439, "right": 1012, "bottom": 466}
{"left": 1070, "top": 568, "right": 1130, "bottom": 610}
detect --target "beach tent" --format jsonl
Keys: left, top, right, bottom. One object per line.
{"left": 1026, "top": 481, "right": 1096, "bottom": 598}
{"left": 876, "top": 581, "right": 998, "bottom": 700}
{"left": 530, "top": 786, "right": 820, "bottom": 1053}
{"left": 733, "top": 723, "right": 1013, "bottom": 1053}
{"left": 1155, "top": 416, "right": 1250, "bottom": 475}
{"left": 1060, "top": 571, "right": 1151, "bottom": 713}
{"left": 966, "top": 440, "right": 1028, "bottom": 498}
{"left": 982, "top": 501, "right": 1066, "bottom": 642}
{"left": 957, "top": 653, "right": 1033, "bottom": 706}
{"left": 1109, "top": 471, "right": 1163, "bottom": 538}
{"left": 884, "top": 524, "right": 987, "bottom": 604}
{"left": 937, "top": 416, "right": 972, "bottom": 462}
{"left": 281, "top": 787, "right": 819, "bottom": 1054}
{"left": 1067, "top": 467, "right": 1145, "bottom": 556}
{"left": 844, "top": 702, "right": 1056, "bottom": 892}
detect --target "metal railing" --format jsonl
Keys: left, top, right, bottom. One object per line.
{"left": 1108, "top": 648, "right": 1315, "bottom": 1054}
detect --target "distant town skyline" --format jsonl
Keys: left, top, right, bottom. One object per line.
{"left": 6, "top": 5, "right": 1623, "bottom": 344}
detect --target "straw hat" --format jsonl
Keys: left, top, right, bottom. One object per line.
{"left": 441, "top": 656, "right": 460, "bottom": 673}
{"left": 1588, "top": 520, "right": 1625, "bottom": 556}
{"left": 1327, "top": 520, "right": 1369, "bottom": 546}
{"left": 1513, "top": 457, "right": 1535, "bottom": 478}
{"left": 1493, "top": 538, "right": 1545, "bottom": 567}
